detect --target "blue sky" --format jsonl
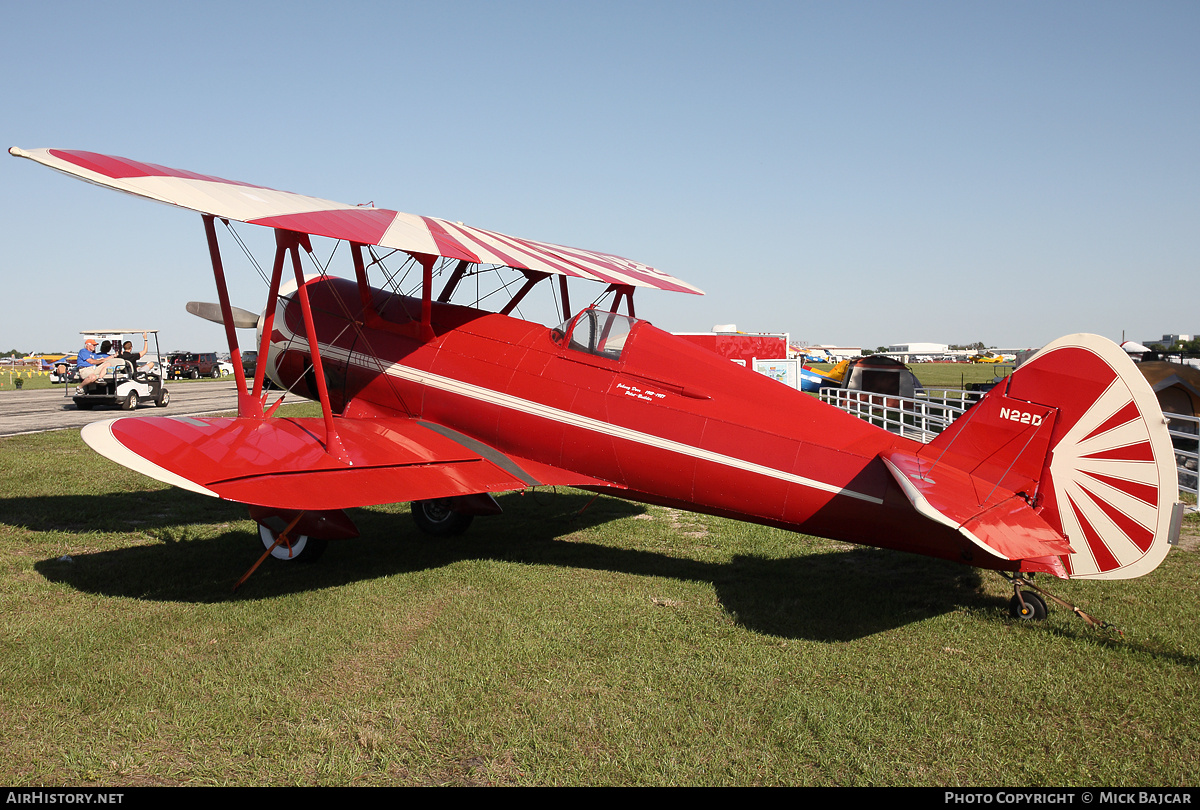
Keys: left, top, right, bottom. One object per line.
{"left": 3, "top": 1, "right": 1197, "bottom": 354}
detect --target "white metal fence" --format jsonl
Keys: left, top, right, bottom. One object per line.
{"left": 819, "top": 387, "right": 1200, "bottom": 501}
{"left": 1167, "top": 412, "right": 1199, "bottom": 500}
{"left": 818, "top": 387, "right": 984, "bottom": 443}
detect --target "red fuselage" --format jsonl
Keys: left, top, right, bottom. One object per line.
{"left": 267, "top": 277, "right": 1000, "bottom": 570}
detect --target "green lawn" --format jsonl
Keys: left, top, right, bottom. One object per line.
{"left": 0, "top": 372, "right": 232, "bottom": 392}
{"left": 908, "top": 362, "right": 1011, "bottom": 389}
{"left": 807, "top": 361, "right": 1007, "bottom": 390}
{"left": 0, "top": 420, "right": 1197, "bottom": 786}
{"left": 0, "top": 370, "right": 55, "bottom": 391}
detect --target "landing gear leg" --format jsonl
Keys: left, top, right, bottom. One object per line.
{"left": 257, "top": 523, "right": 327, "bottom": 562}
{"left": 1009, "top": 588, "right": 1047, "bottom": 620}
{"left": 1000, "top": 573, "right": 1115, "bottom": 631}
{"left": 233, "top": 513, "right": 328, "bottom": 592}
{"left": 1005, "top": 573, "right": 1048, "bottom": 620}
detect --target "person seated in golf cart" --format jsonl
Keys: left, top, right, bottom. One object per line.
{"left": 76, "top": 339, "right": 122, "bottom": 386}
{"left": 116, "top": 333, "right": 156, "bottom": 376}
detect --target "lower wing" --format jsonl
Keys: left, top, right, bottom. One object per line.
{"left": 82, "top": 415, "right": 616, "bottom": 510}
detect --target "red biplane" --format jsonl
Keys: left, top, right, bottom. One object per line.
{"left": 10, "top": 147, "right": 1183, "bottom": 616}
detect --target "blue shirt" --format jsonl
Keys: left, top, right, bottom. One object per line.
{"left": 76, "top": 347, "right": 108, "bottom": 370}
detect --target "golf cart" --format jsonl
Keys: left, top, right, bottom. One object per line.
{"left": 71, "top": 330, "right": 169, "bottom": 410}
{"left": 50, "top": 357, "right": 78, "bottom": 384}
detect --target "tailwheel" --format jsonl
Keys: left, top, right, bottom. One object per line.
{"left": 258, "top": 523, "right": 327, "bottom": 562}
{"left": 411, "top": 499, "right": 474, "bottom": 537}
{"left": 999, "top": 572, "right": 1116, "bottom": 630}
{"left": 1009, "top": 591, "right": 1048, "bottom": 621}
{"left": 1003, "top": 573, "right": 1050, "bottom": 621}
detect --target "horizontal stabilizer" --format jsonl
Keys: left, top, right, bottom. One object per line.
{"left": 881, "top": 450, "right": 1073, "bottom": 565}
{"left": 81, "top": 415, "right": 616, "bottom": 510}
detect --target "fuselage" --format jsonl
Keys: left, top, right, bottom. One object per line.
{"left": 265, "top": 277, "right": 1003, "bottom": 570}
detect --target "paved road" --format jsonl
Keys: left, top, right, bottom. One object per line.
{"left": 0, "top": 380, "right": 243, "bottom": 436}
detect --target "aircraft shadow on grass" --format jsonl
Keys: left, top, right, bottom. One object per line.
{"left": 14, "top": 487, "right": 1027, "bottom": 642}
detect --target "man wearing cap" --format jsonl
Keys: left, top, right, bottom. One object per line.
{"left": 76, "top": 338, "right": 120, "bottom": 386}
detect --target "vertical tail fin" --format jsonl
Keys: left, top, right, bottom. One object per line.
{"left": 920, "top": 334, "right": 1181, "bottom": 580}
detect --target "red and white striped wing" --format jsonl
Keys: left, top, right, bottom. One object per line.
{"left": 9, "top": 147, "right": 702, "bottom": 295}
{"left": 1016, "top": 335, "right": 1179, "bottom": 580}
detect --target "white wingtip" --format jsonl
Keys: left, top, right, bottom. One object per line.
{"left": 81, "top": 419, "right": 220, "bottom": 499}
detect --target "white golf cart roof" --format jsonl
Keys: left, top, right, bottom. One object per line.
{"left": 79, "top": 330, "right": 160, "bottom": 335}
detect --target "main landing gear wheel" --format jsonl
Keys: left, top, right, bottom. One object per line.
{"left": 258, "top": 524, "right": 327, "bottom": 562}
{"left": 411, "top": 499, "right": 474, "bottom": 537}
{"left": 1009, "top": 591, "right": 1048, "bottom": 621}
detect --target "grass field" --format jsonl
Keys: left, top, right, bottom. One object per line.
{"left": 0, "top": 371, "right": 58, "bottom": 391}
{"left": 0, "top": 373, "right": 227, "bottom": 393}
{"left": 1, "top": 411, "right": 1198, "bottom": 786}
{"left": 806, "top": 361, "right": 1008, "bottom": 390}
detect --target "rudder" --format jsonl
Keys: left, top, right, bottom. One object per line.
{"left": 924, "top": 334, "right": 1181, "bottom": 580}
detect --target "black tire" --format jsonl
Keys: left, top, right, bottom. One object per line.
{"left": 1009, "top": 592, "right": 1047, "bottom": 621}
{"left": 411, "top": 499, "right": 474, "bottom": 537}
{"left": 189, "top": 369, "right": 199, "bottom": 380}
{"left": 211, "top": 368, "right": 221, "bottom": 379}
{"left": 155, "top": 390, "right": 170, "bottom": 407}
{"left": 258, "top": 524, "right": 327, "bottom": 562}
{"left": 122, "top": 393, "right": 138, "bottom": 411}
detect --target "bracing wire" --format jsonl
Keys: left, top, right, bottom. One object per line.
{"left": 222, "top": 221, "right": 270, "bottom": 287}
{"left": 217, "top": 221, "right": 576, "bottom": 406}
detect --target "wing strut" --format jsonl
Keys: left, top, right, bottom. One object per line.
{"left": 208, "top": 221, "right": 350, "bottom": 460}
{"left": 437, "top": 259, "right": 471, "bottom": 303}
{"left": 350, "top": 242, "right": 375, "bottom": 315}
{"left": 349, "top": 243, "right": 436, "bottom": 342}
{"left": 250, "top": 228, "right": 289, "bottom": 412}
{"left": 559, "top": 276, "right": 572, "bottom": 322}
{"left": 276, "top": 228, "right": 349, "bottom": 462}
{"left": 500, "top": 270, "right": 551, "bottom": 316}
{"left": 417, "top": 253, "right": 435, "bottom": 341}
{"left": 202, "top": 215, "right": 260, "bottom": 418}
{"left": 608, "top": 284, "right": 636, "bottom": 318}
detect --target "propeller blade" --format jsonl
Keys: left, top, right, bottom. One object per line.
{"left": 186, "top": 301, "right": 260, "bottom": 329}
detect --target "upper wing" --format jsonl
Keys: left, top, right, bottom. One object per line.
{"left": 9, "top": 147, "right": 702, "bottom": 296}
{"left": 81, "top": 415, "right": 618, "bottom": 510}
